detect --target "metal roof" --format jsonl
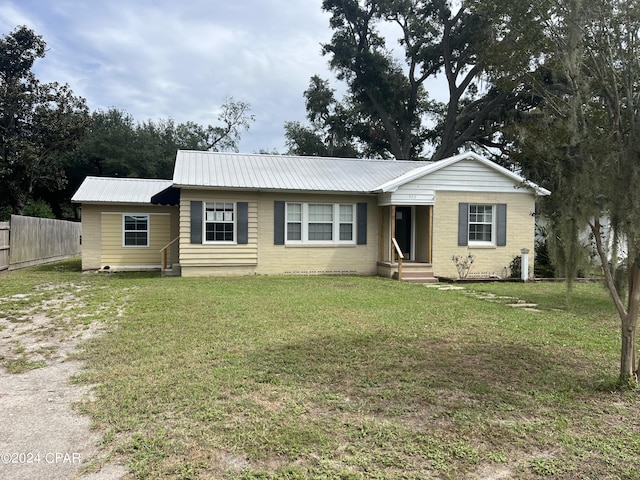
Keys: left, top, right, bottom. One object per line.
{"left": 71, "top": 151, "right": 549, "bottom": 204}
{"left": 172, "top": 150, "right": 423, "bottom": 193}
{"left": 71, "top": 177, "right": 173, "bottom": 203}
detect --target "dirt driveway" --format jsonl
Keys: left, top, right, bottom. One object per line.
{"left": 0, "top": 282, "right": 126, "bottom": 480}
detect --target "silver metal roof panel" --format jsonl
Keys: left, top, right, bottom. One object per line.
{"left": 172, "top": 151, "right": 423, "bottom": 192}
{"left": 71, "top": 177, "right": 173, "bottom": 203}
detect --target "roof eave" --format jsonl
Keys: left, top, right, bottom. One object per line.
{"left": 174, "top": 184, "right": 376, "bottom": 196}
{"left": 71, "top": 200, "right": 162, "bottom": 206}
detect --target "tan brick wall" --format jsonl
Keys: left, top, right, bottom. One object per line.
{"left": 432, "top": 191, "right": 536, "bottom": 279}
{"left": 254, "top": 192, "right": 379, "bottom": 276}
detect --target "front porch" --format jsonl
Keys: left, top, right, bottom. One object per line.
{"left": 377, "top": 204, "right": 436, "bottom": 283}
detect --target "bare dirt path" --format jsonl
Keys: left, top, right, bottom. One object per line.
{"left": 0, "top": 282, "right": 127, "bottom": 480}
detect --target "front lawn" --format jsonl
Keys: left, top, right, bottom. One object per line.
{"left": 3, "top": 260, "right": 640, "bottom": 479}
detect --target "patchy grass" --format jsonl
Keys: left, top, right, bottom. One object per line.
{"left": 0, "top": 258, "right": 148, "bottom": 372}
{"left": 3, "top": 260, "right": 640, "bottom": 478}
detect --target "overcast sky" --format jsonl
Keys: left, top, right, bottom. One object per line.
{"left": 0, "top": 0, "right": 344, "bottom": 153}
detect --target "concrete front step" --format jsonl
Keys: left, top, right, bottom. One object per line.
{"left": 403, "top": 276, "right": 438, "bottom": 284}
{"left": 396, "top": 264, "right": 437, "bottom": 283}
{"left": 161, "top": 264, "right": 182, "bottom": 277}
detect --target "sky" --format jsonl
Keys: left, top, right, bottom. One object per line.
{"left": 0, "top": 0, "right": 344, "bottom": 153}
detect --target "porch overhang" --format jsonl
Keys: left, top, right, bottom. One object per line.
{"left": 377, "top": 191, "right": 435, "bottom": 206}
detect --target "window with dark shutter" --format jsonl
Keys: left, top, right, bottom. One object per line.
{"left": 460, "top": 203, "right": 508, "bottom": 247}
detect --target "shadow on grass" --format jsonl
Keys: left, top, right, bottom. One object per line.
{"left": 245, "top": 330, "right": 598, "bottom": 417}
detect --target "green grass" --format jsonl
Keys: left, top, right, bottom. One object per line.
{"left": 2, "top": 259, "right": 640, "bottom": 479}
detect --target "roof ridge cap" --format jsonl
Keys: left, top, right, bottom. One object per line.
{"left": 177, "top": 149, "right": 424, "bottom": 164}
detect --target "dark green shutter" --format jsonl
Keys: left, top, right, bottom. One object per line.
{"left": 190, "top": 201, "right": 203, "bottom": 244}
{"left": 497, "top": 204, "right": 507, "bottom": 247}
{"left": 274, "top": 201, "right": 285, "bottom": 245}
{"left": 237, "top": 202, "right": 249, "bottom": 244}
{"left": 458, "top": 203, "right": 468, "bottom": 246}
{"left": 357, "top": 202, "right": 367, "bottom": 245}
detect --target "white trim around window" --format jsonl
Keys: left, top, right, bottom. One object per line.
{"left": 468, "top": 204, "right": 495, "bottom": 245}
{"left": 203, "top": 202, "right": 236, "bottom": 243}
{"left": 285, "top": 202, "right": 355, "bottom": 244}
{"left": 122, "top": 214, "right": 149, "bottom": 247}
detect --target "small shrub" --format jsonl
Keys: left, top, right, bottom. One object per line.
{"left": 509, "top": 255, "right": 521, "bottom": 279}
{"left": 451, "top": 254, "right": 474, "bottom": 279}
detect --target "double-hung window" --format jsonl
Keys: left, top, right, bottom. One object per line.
{"left": 468, "top": 204, "right": 495, "bottom": 244}
{"left": 123, "top": 215, "right": 149, "bottom": 247}
{"left": 286, "top": 203, "right": 302, "bottom": 241}
{"left": 339, "top": 204, "right": 354, "bottom": 241}
{"left": 205, "top": 202, "right": 235, "bottom": 242}
{"left": 285, "top": 203, "right": 354, "bottom": 244}
{"left": 308, "top": 204, "right": 333, "bottom": 241}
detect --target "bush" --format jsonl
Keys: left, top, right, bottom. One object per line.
{"left": 22, "top": 200, "right": 55, "bottom": 219}
{"left": 451, "top": 254, "right": 474, "bottom": 279}
{"left": 534, "top": 225, "right": 555, "bottom": 278}
{"left": 509, "top": 255, "right": 521, "bottom": 279}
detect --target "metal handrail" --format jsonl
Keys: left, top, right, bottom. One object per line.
{"left": 392, "top": 237, "right": 404, "bottom": 281}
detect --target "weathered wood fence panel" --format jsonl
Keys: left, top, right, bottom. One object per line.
{"left": 6, "top": 215, "right": 82, "bottom": 271}
{"left": 0, "top": 222, "right": 9, "bottom": 271}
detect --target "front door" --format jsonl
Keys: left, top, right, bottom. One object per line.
{"left": 395, "top": 206, "right": 412, "bottom": 258}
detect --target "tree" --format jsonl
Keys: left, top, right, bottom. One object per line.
{"left": 287, "top": 0, "right": 551, "bottom": 160}
{"left": 62, "top": 99, "right": 255, "bottom": 218}
{"left": 0, "top": 26, "right": 90, "bottom": 216}
{"left": 284, "top": 76, "right": 362, "bottom": 158}
{"left": 511, "top": 0, "right": 640, "bottom": 386}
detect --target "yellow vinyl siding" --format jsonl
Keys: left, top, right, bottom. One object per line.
{"left": 432, "top": 191, "right": 536, "bottom": 278}
{"left": 179, "top": 190, "right": 378, "bottom": 277}
{"left": 79, "top": 204, "right": 102, "bottom": 270}
{"left": 179, "top": 191, "right": 258, "bottom": 272}
{"left": 99, "top": 207, "right": 176, "bottom": 268}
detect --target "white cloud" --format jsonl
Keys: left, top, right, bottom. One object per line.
{"left": 0, "top": 1, "right": 337, "bottom": 152}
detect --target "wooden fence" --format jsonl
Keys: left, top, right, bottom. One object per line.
{"left": 1, "top": 215, "right": 81, "bottom": 271}
{"left": 0, "top": 222, "right": 9, "bottom": 271}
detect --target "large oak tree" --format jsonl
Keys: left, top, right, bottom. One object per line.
{"left": 287, "top": 0, "right": 550, "bottom": 160}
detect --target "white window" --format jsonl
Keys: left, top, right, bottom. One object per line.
{"left": 287, "top": 203, "right": 302, "bottom": 241}
{"left": 204, "top": 202, "right": 235, "bottom": 242}
{"left": 308, "top": 204, "right": 333, "bottom": 241}
{"left": 123, "top": 215, "right": 149, "bottom": 247}
{"left": 285, "top": 203, "right": 355, "bottom": 244}
{"left": 468, "top": 204, "right": 495, "bottom": 244}
{"left": 339, "top": 204, "right": 354, "bottom": 241}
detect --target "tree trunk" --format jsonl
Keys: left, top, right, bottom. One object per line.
{"left": 620, "top": 323, "right": 637, "bottom": 385}
{"left": 620, "top": 261, "right": 640, "bottom": 385}
{"left": 590, "top": 219, "right": 639, "bottom": 386}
